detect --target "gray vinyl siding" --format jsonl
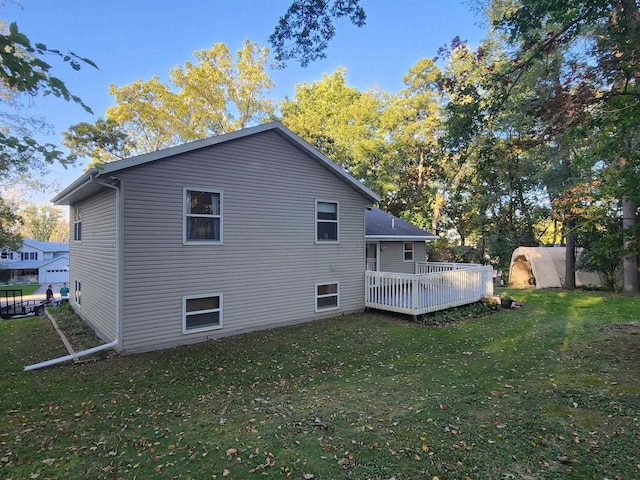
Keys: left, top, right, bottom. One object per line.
{"left": 117, "top": 130, "right": 368, "bottom": 353}
{"left": 69, "top": 189, "right": 117, "bottom": 342}
{"left": 379, "top": 241, "right": 427, "bottom": 274}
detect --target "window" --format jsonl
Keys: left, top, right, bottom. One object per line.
{"left": 315, "top": 282, "right": 339, "bottom": 312}
{"left": 403, "top": 242, "right": 414, "bottom": 262}
{"left": 21, "top": 252, "right": 37, "bottom": 261}
{"left": 73, "top": 203, "right": 83, "bottom": 241}
{"left": 184, "top": 188, "right": 222, "bottom": 243}
{"left": 74, "top": 280, "right": 82, "bottom": 305}
{"left": 1, "top": 250, "right": 12, "bottom": 260}
{"left": 183, "top": 294, "right": 223, "bottom": 333}
{"left": 316, "top": 201, "right": 338, "bottom": 242}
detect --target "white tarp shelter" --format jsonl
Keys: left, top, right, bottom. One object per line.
{"left": 509, "top": 246, "right": 604, "bottom": 289}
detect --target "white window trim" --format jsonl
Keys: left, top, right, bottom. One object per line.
{"left": 74, "top": 280, "right": 82, "bottom": 306}
{"left": 403, "top": 242, "right": 414, "bottom": 262}
{"left": 315, "top": 282, "right": 340, "bottom": 312}
{"left": 72, "top": 203, "right": 83, "bottom": 243}
{"left": 73, "top": 221, "right": 82, "bottom": 242}
{"left": 315, "top": 199, "right": 339, "bottom": 244}
{"left": 182, "top": 292, "right": 223, "bottom": 334}
{"left": 183, "top": 187, "right": 223, "bottom": 245}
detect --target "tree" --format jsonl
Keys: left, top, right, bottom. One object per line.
{"left": 19, "top": 204, "right": 65, "bottom": 242}
{"left": 381, "top": 58, "right": 445, "bottom": 231}
{"left": 0, "top": 19, "right": 96, "bottom": 248}
{"left": 280, "top": 67, "right": 385, "bottom": 185}
{"left": 106, "top": 76, "right": 182, "bottom": 155}
{"left": 270, "top": 0, "right": 366, "bottom": 67}
{"left": 66, "top": 40, "right": 275, "bottom": 163}
{"left": 0, "top": 21, "right": 96, "bottom": 175}
{"left": 62, "top": 117, "right": 134, "bottom": 169}
{"left": 492, "top": 0, "right": 640, "bottom": 293}
{"left": 170, "top": 39, "right": 275, "bottom": 139}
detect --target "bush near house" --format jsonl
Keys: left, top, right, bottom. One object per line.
{"left": 0, "top": 290, "right": 638, "bottom": 479}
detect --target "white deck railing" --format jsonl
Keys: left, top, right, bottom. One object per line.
{"left": 414, "top": 261, "right": 478, "bottom": 274}
{"left": 366, "top": 263, "right": 493, "bottom": 316}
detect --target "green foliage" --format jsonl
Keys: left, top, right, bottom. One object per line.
{"left": 68, "top": 40, "right": 275, "bottom": 162}
{"left": 18, "top": 204, "right": 66, "bottom": 242}
{"left": 0, "top": 22, "right": 96, "bottom": 110}
{"left": 63, "top": 117, "right": 134, "bottom": 168}
{"left": 280, "top": 67, "right": 385, "bottom": 184}
{"left": 270, "top": 0, "right": 366, "bottom": 67}
{"left": 0, "top": 20, "right": 96, "bottom": 248}
{"left": 417, "top": 298, "right": 501, "bottom": 326}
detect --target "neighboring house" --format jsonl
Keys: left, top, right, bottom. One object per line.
{"left": 365, "top": 208, "right": 438, "bottom": 274}
{"left": 52, "top": 122, "right": 380, "bottom": 354}
{"left": 0, "top": 239, "right": 69, "bottom": 284}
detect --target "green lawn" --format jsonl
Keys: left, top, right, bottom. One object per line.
{"left": 0, "top": 284, "right": 40, "bottom": 295}
{"left": 1, "top": 290, "right": 638, "bottom": 479}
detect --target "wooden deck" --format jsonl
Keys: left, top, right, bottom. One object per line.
{"left": 365, "top": 263, "right": 494, "bottom": 316}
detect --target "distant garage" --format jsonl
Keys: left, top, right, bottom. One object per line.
{"left": 39, "top": 256, "right": 70, "bottom": 284}
{"left": 43, "top": 268, "right": 69, "bottom": 283}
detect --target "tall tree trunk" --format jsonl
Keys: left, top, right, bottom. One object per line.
{"left": 622, "top": 195, "right": 639, "bottom": 292}
{"left": 431, "top": 190, "right": 444, "bottom": 235}
{"left": 565, "top": 218, "right": 576, "bottom": 289}
{"left": 615, "top": 0, "right": 640, "bottom": 293}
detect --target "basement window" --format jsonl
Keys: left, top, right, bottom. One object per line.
{"left": 183, "top": 293, "right": 223, "bottom": 333}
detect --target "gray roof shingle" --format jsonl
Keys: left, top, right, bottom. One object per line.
{"left": 365, "top": 208, "right": 437, "bottom": 241}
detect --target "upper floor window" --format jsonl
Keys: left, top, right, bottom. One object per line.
{"left": 73, "top": 203, "right": 83, "bottom": 242}
{"left": 1, "top": 250, "right": 13, "bottom": 260}
{"left": 403, "top": 242, "right": 414, "bottom": 262}
{"left": 184, "top": 188, "right": 222, "bottom": 243}
{"left": 21, "top": 252, "right": 37, "bottom": 261}
{"left": 316, "top": 201, "right": 339, "bottom": 243}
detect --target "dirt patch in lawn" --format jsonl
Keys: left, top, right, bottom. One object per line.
{"left": 598, "top": 322, "right": 640, "bottom": 334}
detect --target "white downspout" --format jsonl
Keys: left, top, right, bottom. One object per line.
{"left": 24, "top": 176, "right": 122, "bottom": 371}
{"left": 24, "top": 341, "right": 118, "bottom": 371}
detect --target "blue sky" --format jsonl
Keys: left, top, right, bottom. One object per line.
{"left": 4, "top": 0, "right": 487, "bottom": 203}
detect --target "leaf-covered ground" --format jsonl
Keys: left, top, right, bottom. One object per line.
{"left": 1, "top": 289, "right": 638, "bottom": 479}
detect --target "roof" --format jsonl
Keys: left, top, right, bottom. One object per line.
{"left": 0, "top": 255, "right": 69, "bottom": 271}
{"left": 52, "top": 122, "right": 380, "bottom": 205}
{"left": 22, "top": 239, "right": 69, "bottom": 253}
{"left": 365, "top": 208, "right": 438, "bottom": 241}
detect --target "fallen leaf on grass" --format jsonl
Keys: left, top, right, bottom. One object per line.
{"left": 42, "top": 458, "right": 55, "bottom": 465}
{"left": 303, "top": 474, "right": 315, "bottom": 479}
{"left": 226, "top": 448, "right": 237, "bottom": 456}
{"left": 223, "top": 469, "right": 231, "bottom": 476}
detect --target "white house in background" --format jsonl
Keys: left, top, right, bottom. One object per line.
{"left": 52, "top": 122, "right": 380, "bottom": 354}
{"left": 0, "top": 239, "right": 69, "bottom": 284}
{"left": 365, "top": 207, "right": 438, "bottom": 274}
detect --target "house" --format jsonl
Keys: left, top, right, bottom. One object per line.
{"left": 52, "top": 122, "right": 380, "bottom": 354}
{"left": 365, "top": 207, "right": 438, "bottom": 274}
{"left": 0, "top": 239, "right": 69, "bottom": 284}
{"left": 363, "top": 209, "right": 493, "bottom": 317}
